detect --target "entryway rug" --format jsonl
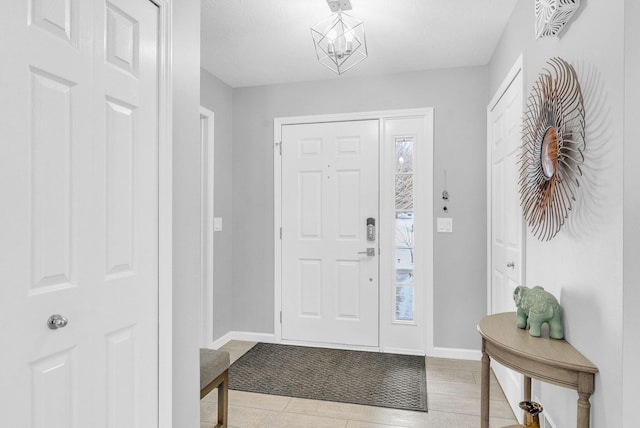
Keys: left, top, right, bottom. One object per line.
{"left": 228, "top": 342, "right": 428, "bottom": 412}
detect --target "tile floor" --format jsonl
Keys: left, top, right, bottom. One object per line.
{"left": 201, "top": 340, "right": 519, "bottom": 428}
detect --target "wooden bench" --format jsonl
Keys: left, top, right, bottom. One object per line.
{"left": 200, "top": 348, "right": 230, "bottom": 428}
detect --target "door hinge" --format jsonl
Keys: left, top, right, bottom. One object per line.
{"left": 280, "top": 311, "right": 282, "bottom": 323}
{"left": 280, "top": 227, "right": 282, "bottom": 239}
{"left": 276, "top": 141, "right": 282, "bottom": 155}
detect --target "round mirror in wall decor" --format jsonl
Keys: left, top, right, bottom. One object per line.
{"left": 520, "top": 57, "right": 586, "bottom": 241}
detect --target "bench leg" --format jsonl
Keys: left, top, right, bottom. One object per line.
{"left": 216, "top": 370, "right": 229, "bottom": 428}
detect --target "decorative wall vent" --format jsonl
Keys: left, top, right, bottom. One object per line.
{"left": 535, "top": 0, "right": 581, "bottom": 39}
{"left": 520, "top": 58, "right": 585, "bottom": 241}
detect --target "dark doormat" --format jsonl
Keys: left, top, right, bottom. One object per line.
{"left": 228, "top": 342, "right": 428, "bottom": 412}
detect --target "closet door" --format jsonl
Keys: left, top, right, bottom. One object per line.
{"left": 488, "top": 64, "right": 525, "bottom": 422}
{"left": 0, "top": 0, "right": 160, "bottom": 426}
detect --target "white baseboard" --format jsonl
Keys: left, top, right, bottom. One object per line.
{"left": 211, "top": 332, "right": 234, "bottom": 349}
{"left": 213, "top": 332, "right": 478, "bottom": 362}
{"left": 430, "top": 346, "right": 482, "bottom": 361}
{"left": 279, "top": 339, "right": 380, "bottom": 353}
{"left": 212, "top": 331, "right": 276, "bottom": 349}
{"left": 212, "top": 332, "right": 427, "bottom": 356}
{"left": 381, "top": 346, "right": 426, "bottom": 356}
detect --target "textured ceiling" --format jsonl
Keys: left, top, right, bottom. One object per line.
{"left": 201, "top": 0, "right": 518, "bottom": 88}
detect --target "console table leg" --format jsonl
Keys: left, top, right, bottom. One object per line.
{"left": 481, "top": 340, "right": 490, "bottom": 428}
{"left": 524, "top": 376, "right": 531, "bottom": 402}
{"left": 577, "top": 371, "right": 594, "bottom": 428}
{"left": 577, "top": 392, "right": 591, "bottom": 428}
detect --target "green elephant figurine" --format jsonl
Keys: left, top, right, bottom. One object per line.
{"left": 513, "top": 285, "right": 564, "bottom": 339}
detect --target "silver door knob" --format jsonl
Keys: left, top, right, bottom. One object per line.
{"left": 47, "top": 314, "right": 68, "bottom": 330}
{"left": 506, "top": 261, "right": 515, "bottom": 268}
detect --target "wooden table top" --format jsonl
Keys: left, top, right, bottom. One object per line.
{"left": 477, "top": 312, "right": 598, "bottom": 375}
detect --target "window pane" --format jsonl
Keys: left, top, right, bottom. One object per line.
{"left": 395, "top": 212, "right": 414, "bottom": 247}
{"left": 395, "top": 174, "right": 413, "bottom": 210}
{"left": 395, "top": 285, "right": 414, "bottom": 321}
{"left": 396, "top": 245, "right": 413, "bottom": 283}
{"left": 395, "top": 248, "right": 413, "bottom": 268}
{"left": 396, "top": 267, "right": 414, "bottom": 284}
{"left": 396, "top": 138, "right": 414, "bottom": 173}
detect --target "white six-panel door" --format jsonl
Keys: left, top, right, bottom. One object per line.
{"left": 489, "top": 66, "right": 525, "bottom": 421}
{"left": 491, "top": 69, "right": 524, "bottom": 314}
{"left": 0, "top": 0, "right": 159, "bottom": 426}
{"left": 281, "top": 120, "right": 379, "bottom": 347}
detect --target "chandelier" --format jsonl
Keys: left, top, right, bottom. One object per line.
{"left": 311, "top": 0, "right": 368, "bottom": 75}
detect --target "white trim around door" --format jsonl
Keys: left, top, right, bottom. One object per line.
{"left": 274, "top": 108, "right": 434, "bottom": 355}
{"left": 200, "top": 107, "right": 215, "bottom": 349}
{"left": 154, "top": 0, "right": 173, "bottom": 426}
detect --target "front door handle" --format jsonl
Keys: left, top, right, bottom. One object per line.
{"left": 47, "top": 314, "right": 68, "bottom": 330}
{"left": 358, "top": 248, "right": 375, "bottom": 257}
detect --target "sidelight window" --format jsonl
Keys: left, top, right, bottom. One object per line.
{"left": 394, "top": 138, "right": 415, "bottom": 322}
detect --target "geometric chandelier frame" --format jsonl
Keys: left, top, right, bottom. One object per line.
{"left": 311, "top": 10, "right": 368, "bottom": 75}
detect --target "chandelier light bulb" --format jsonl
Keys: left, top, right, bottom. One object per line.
{"left": 344, "top": 28, "right": 354, "bottom": 54}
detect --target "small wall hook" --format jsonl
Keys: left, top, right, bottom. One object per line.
{"left": 442, "top": 170, "right": 449, "bottom": 211}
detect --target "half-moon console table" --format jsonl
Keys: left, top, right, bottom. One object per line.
{"left": 477, "top": 312, "right": 598, "bottom": 428}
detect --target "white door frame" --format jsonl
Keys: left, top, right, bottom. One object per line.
{"left": 486, "top": 54, "right": 525, "bottom": 314}
{"left": 200, "top": 107, "right": 215, "bottom": 349}
{"left": 151, "top": 0, "right": 173, "bottom": 426}
{"left": 274, "top": 108, "right": 434, "bottom": 354}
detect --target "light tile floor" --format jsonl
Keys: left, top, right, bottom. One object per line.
{"left": 201, "top": 341, "right": 518, "bottom": 428}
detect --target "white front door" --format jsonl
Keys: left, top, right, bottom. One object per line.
{"left": 489, "top": 65, "right": 525, "bottom": 420}
{"left": 0, "top": 0, "right": 159, "bottom": 426}
{"left": 281, "top": 120, "right": 379, "bottom": 347}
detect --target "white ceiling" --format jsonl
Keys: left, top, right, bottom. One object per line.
{"left": 201, "top": 0, "right": 518, "bottom": 88}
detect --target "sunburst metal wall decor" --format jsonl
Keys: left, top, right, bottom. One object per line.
{"left": 520, "top": 57, "right": 585, "bottom": 241}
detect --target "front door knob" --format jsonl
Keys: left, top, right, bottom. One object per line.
{"left": 47, "top": 314, "right": 68, "bottom": 330}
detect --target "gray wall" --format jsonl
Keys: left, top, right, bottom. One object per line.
{"left": 488, "top": 0, "right": 626, "bottom": 426}
{"left": 623, "top": 1, "right": 640, "bottom": 425}
{"left": 200, "top": 69, "right": 234, "bottom": 340}
{"left": 172, "top": 0, "right": 201, "bottom": 426}
{"left": 231, "top": 67, "right": 489, "bottom": 350}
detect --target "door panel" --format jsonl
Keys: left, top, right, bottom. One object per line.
{"left": 30, "top": 68, "right": 77, "bottom": 293}
{"left": 0, "top": 0, "right": 159, "bottom": 426}
{"left": 281, "top": 120, "right": 379, "bottom": 347}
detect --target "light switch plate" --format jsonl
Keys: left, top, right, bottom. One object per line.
{"left": 437, "top": 217, "right": 453, "bottom": 233}
{"left": 213, "top": 217, "right": 223, "bottom": 232}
